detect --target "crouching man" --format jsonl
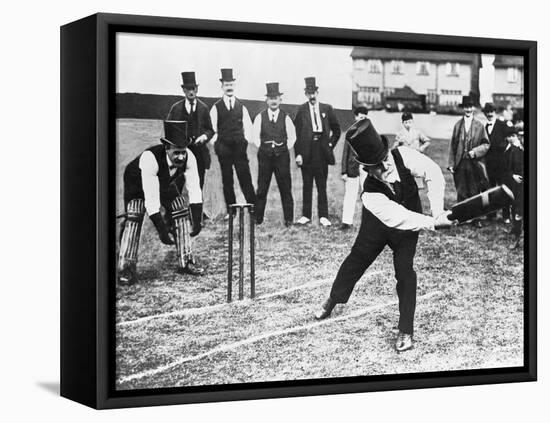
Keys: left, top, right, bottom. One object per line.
{"left": 314, "top": 118, "right": 455, "bottom": 352}
{"left": 118, "top": 120, "right": 204, "bottom": 285}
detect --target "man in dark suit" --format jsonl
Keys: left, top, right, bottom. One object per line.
{"left": 210, "top": 68, "right": 256, "bottom": 214}
{"left": 502, "top": 126, "right": 524, "bottom": 249}
{"left": 166, "top": 71, "right": 214, "bottom": 190}
{"left": 293, "top": 77, "right": 341, "bottom": 226}
{"left": 448, "top": 96, "right": 490, "bottom": 227}
{"left": 483, "top": 102, "right": 512, "bottom": 222}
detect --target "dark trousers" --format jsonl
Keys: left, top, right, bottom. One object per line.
{"left": 301, "top": 165, "right": 328, "bottom": 219}
{"left": 329, "top": 222, "right": 419, "bottom": 335}
{"left": 486, "top": 154, "right": 509, "bottom": 219}
{"left": 453, "top": 158, "right": 489, "bottom": 202}
{"left": 255, "top": 151, "right": 294, "bottom": 223}
{"left": 217, "top": 147, "right": 256, "bottom": 210}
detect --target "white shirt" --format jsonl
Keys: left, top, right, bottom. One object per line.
{"left": 185, "top": 98, "right": 196, "bottom": 114}
{"left": 138, "top": 149, "right": 202, "bottom": 215}
{"left": 252, "top": 109, "right": 297, "bottom": 149}
{"left": 361, "top": 147, "right": 445, "bottom": 231}
{"left": 209, "top": 95, "right": 253, "bottom": 144}
{"left": 309, "top": 102, "right": 323, "bottom": 132}
{"left": 463, "top": 115, "right": 473, "bottom": 133}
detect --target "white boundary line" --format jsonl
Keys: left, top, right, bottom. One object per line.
{"left": 117, "top": 270, "right": 385, "bottom": 327}
{"left": 118, "top": 290, "right": 442, "bottom": 384}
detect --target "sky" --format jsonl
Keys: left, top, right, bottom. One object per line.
{"left": 116, "top": 32, "right": 509, "bottom": 109}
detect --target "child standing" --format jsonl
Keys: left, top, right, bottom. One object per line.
{"left": 503, "top": 126, "right": 524, "bottom": 249}
{"left": 393, "top": 112, "right": 430, "bottom": 153}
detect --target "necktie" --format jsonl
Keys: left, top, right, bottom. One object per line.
{"left": 271, "top": 113, "right": 276, "bottom": 123}
{"left": 189, "top": 100, "right": 195, "bottom": 114}
{"left": 486, "top": 122, "right": 492, "bottom": 134}
{"left": 229, "top": 98, "right": 233, "bottom": 111}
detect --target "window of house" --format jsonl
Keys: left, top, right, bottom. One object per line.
{"left": 507, "top": 67, "right": 519, "bottom": 83}
{"left": 391, "top": 60, "right": 404, "bottom": 74}
{"left": 353, "top": 59, "right": 366, "bottom": 70}
{"left": 416, "top": 61, "right": 430, "bottom": 75}
{"left": 367, "top": 60, "right": 382, "bottom": 74}
{"left": 446, "top": 62, "right": 460, "bottom": 76}
{"left": 357, "top": 86, "right": 380, "bottom": 103}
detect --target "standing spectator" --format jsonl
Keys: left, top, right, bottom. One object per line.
{"left": 393, "top": 112, "right": 430, "bottom": 153}
{"left": 483, "top": 102, "right": 512, "bottom": 222}
{"left": 448, "top": 96, "right": 490, "bottom": 227}
{"left": 252, "top": 82, "right": 296, "bottom": 227}
{"left": 294, "top": 77, "right": 341, "bottom": 227}
{"left": 210, "top": 68, "right": 256, "bottom": 216}
{"left": 503, "top": 126, "right": 524, "bottom": 249}
{"left": 340, "top": 107, "right": 368, "bottom": 230}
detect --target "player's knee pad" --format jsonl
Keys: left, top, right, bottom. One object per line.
{"left": 171, "top": 196, "right": 193, "bottom": 268}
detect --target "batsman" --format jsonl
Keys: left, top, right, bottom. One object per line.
{"left": 117, "top": 120, "right": 204, "bottom": 285}
{"left": 314, "top": 118, "right": 455, "bottom": 352}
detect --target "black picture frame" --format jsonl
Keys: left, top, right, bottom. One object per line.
{"left": 60, "top": 12, "right": 537, "bottom": 409}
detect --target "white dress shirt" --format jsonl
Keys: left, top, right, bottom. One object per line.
{"left": 463, "top": 115, "right": 473, "bottom": 133}
{"left": 185, "top": 98, "right": 196, "bottom": 114}
{"left": 361, "top": 147, "right": 445, "bottom": 231}
{"left": 485, "top": 118, "right": 496, "bottom": 135}
{"left": 138, "top": 149, "right": 202, "bottom": 215}
{"left": 209, "top": 95, "right": 253, "bottom": 144}
{"left": 309, "top": 102, "right": 323, "bottom": 132}
{"left": 252, "top": 109, "right": 297, "bottom": 149}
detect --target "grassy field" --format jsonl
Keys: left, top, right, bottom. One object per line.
{"left": 115, "top": 114, "right": 524, "bottom": 390}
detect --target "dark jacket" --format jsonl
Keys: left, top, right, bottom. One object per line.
{"left": 293, "top": 102, "right": 341, "bottom": 166}
{"left": 503, "top": 144, "right": 524, "bottom": 211}
{"left": 167, "top": 98, "right": 214, "bottom": 169}
{"left": 341, "top": 140, "right": 360, "bottom": 177}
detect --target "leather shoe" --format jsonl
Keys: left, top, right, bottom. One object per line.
{"left": 395, "top": 331, "right": 413, "bottom": 352}
{"left": 314, "top": 297, "right": 337, "bottom": 320}
{"left": 178, "top": 262, "right": 205, "bottom": 276}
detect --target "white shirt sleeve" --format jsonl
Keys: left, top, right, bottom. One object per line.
{"left": 138, "top": 151, "right": 161, "bottom": 215}
{"left": 242, "top": 105, "right": 253, "bottom": 143}
{"left": 285, "top": 115, "right": 297, "bottom": 150}
{"left": 252, "top": 113, "right": 262, "bottom": 148}
{"left": 184, "top": 149, "right": 202, "bottom": 204}
{"left": 209, "top": 105, "right": 218, "bottom": 144}
{"left": 398, "top": 147, "right": 445, "bottom": 217}
{"left": 362, "top": 191, "right": 435, "bottom": 231}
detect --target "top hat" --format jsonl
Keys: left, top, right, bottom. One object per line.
{"left": 304, "top": 76, "right": 319, "bottom": 93}
{"left": 346, "top": 118, "right": 388, "bottom": 166}
{"left": 460, "top": 96, "right": 475, "bottom": 108}
{"left": 265, "top": 82, "right": 283, "bottom": 97}
{"left": 160, "top": 120, "right": 191, "bottom": 148}
{"left": 482, "top": 102, "right": 496, "bottom": 113}
{"left": 220, "top": 68, "right": 236, "bottom": 82}
{"left": 181, "top": 71, "right": 198, "bottom": 88}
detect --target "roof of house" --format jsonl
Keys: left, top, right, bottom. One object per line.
{"left": 493, "top": 54, "right": 524, "bottom": 68}
{"left": 386, "top": 85, "right": 420, "bottom": 100}
{"left": 350, "top": 47, "right": 480, "bottom": 65}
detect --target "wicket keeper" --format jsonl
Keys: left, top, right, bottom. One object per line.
{"left": 118, "top": 120, "right": 204, "bottom": 285}
{"left": 314, "top": 118, "right": 455, "bottom": 352}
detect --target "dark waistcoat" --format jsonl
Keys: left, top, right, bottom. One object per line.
{"left": 179, "top": 103, "right": 199, "bottom": 138}
{"left": 259, "top": 109, "right": 288, "bottom": 156}
{"left": 361, "top": 148, "right": 422, "bottom": 237}
{"left": 215, "top": 98, "right": 245, "bottom": 143}
{"left": 123, "top": 144, "right": 187, "bottom": 208}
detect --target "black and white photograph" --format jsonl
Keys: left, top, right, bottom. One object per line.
{"left": 113, "top": 31, "right": 527, "bottom": 391}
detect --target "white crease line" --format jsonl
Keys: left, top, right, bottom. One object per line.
{"left": 117, "top": 270, "right": 385, "bottom": 327}
{"left": 118, "top": 290, "right": 442, "bottom": 385}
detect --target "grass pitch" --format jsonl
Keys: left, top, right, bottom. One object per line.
{"left": 115, "top": 116, "right": 524, "bottom": 390}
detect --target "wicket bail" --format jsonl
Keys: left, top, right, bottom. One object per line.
{"left": 227, "top": 204, "right": 255, "bottom": 302}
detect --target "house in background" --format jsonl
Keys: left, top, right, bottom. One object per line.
{"left": 492, "top": 55, "right": 524, "bottom": 109}
{"left": 350, "top": 47, "right": 482, "bottom": 111}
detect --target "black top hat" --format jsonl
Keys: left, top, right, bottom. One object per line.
{"left": 346, "top": 118, "right": 388, "bottom": 166}
{"left": 460, "top": 96, "right": 475, "bottom": 108}
{"left": 220, "top": 68, "right": 236, "bottom": 82}
{"left": 265, "top": 82, "right": 283, "bottom": 97}
{"left": 181, "top": 71, "right": 198, "bottom": 88}
{"left": 482, "top": 102, "right": 496, "bottom": 113}
{"left": 304, "top": 76, "right": 318, "bottom": 93}
{"left": 161, "top": 120, "right": 191, "bottom": 148}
